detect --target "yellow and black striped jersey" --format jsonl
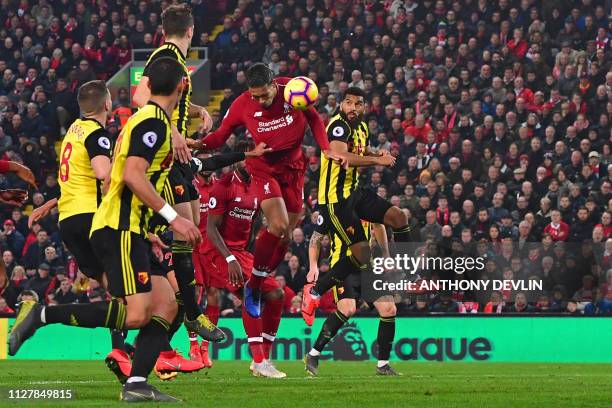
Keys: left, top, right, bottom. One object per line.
{"left": 91, "top": 102, "right": 173, "bottom": 237}
{"left": 318, "top": 112, "right": 368, "bottom": 204}
{"left": 58, "top": 118, "right": 112, "bottom": 221}
{"left": 329, "top": 220, "right": 371, "bottom": 267}
{"left": 144, "top": 42, "right": 191, "bottom": 136}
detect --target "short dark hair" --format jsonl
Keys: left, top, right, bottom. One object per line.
{"left": 77, "top": 80, "right": 108, "bottom": 115}
{"left": 246, "top": 63, "right": 274, "bottom": 88}
{"left": 343, "top": 86, "right": 365, "bottom": 100}
{"left": 161, "top": 4, "right": 194, "bottom": 37}
{"left": 147, "top": 57, "right": 184, "bottom": 96}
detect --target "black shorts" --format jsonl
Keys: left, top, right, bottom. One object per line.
{"left": 90, "top": 227, "right": 152, "bottom": 297}
{"left": 332, "top": 270, "right": 361, "bottom": 302}
{"left": 318, "top": 187, "right": 392, "bottom": 247}
{"left": 59, "top": 213, "right": 104, "bottom": 280}
{"left": 150, "top": 246, "right": 173, "bottom": 276}
{"left": 162, "top": 162, "right": 199, "bottom": 205}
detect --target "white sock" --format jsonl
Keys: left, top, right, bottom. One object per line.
{"left": 126, "top": 376, "right": 146, "bottom": 384}
{"left": 309, "top": 349, "right": 320, "bottom": 356}
{"left": 377, "top": 360, "right": 389, "bottom": 368}
{"left": 40, "top": 307, "right": 46, "bottom": 324}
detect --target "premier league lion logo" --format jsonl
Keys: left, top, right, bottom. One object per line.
{"left": 327, "top": 323, "right": 369, "bottom": 361}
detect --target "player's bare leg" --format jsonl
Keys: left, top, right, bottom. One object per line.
{"left": 305, "top": 298, "right": 356, "bottom": 376}
{"left": 373, "top": 297, "right": 399, "bottom": 376}
{"left": 172, "top": 201, "right": 224, "bottom": 341}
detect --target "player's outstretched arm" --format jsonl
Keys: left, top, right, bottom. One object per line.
{"left": 123, "top": 156, "right": 201, "bottom": 246}
{"left": 329, "top": 140, "right": 396, "bottom": 168}
{"left": 188, "top": 103, "right": 213, "bottom": 133}
{"left": 0, "top": 160, "right": 37, "bottom": 189}
{"left": 28, "top": 198, "right": 58, "bottom": 228}
{"left": 303, "top": 107, "right": 330, "bottom": 151}
{"left": 194, "top": 100, "right": 244, "bottom": 151}
{"left": 308, "top": 229, "right": 325, "bottom": 283}
{"left": 207, "top": 212, "right": 244, "bottom": 287}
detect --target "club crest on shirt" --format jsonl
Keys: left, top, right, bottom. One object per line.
{"left": 175, "top": 185, "right": 185, "bottom": 196}
{"left": 283, "top": 103, "right": 291, "bottom": 113}
{"left": 138, "top": 272, "right": 149, "bottom": 285}
{"left": 264, "top": 182, "right": 271, "bottom": 195}
{"left": 285, "top": 114, "right": 294, "bottom": 125}
{"left": 346, "top": 226, "right": 355, "bottom": 235}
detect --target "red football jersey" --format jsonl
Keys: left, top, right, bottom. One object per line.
{"left": 202, "top": 77, "right": 329, "bottom": 174}
{"left": 205, "top": 171, "right": 259, "bottom": 250}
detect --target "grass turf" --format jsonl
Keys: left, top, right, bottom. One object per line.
{"left": 0, "top": 360, "right": 610, "bottom": 407}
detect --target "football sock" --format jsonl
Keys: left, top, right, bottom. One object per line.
{"left": 313, "top": 310, "right": 348, "bottom": 353}
{"left": 249, "top": 229, "right": 282, "bottom": 289}
{"left": 167, "top": 292, "right": 185, "bottom": 342}
{"left": 189, "top": 332, "right": 199, "bottom": 346}
{"left": 262, "top": 295, "right": 283, "bottom": 360}
{"left": 377, "top": 317, "right": 396, "bottom": 362}
{"left": 392, "top": 225, "right": 412, "bottom": 242}
{"left": 269, "top": 241, "right": 289, "bottom": 271}
{"left": 172, "top": 241, "right": 200, "bottom": 321}
{"left": 110, "top": 329, "right": 126, "bottom": 350}
{"left": 43, "top": 299, "right": 126, "bottom": 329}
{"left": 312, "top": 255, "right": 363, "bottom": 297}
{"left": 241, "top": 304, "right": 264, "bottom": 363}
{"left": 130, "top": 316, "right": 170, "bottom": 379}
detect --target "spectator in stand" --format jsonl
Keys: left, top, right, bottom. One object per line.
{"left": 22, "top": 262, "right": 51, "bottom": 302}
{"left": 279, "top": 255, "right": 307, "bottom": 295}
{"left": 1, "top": 219, "right": 25, "bottom": 259}
{"left": 274, "top": 275, "right": 295, "bottom": 314}
{"left": 504, "top": 292, "right": 534, "bottom": 313}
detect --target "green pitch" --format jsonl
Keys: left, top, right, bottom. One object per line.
{"left": 0, "top": 361, "right": 610, "bottom": 407}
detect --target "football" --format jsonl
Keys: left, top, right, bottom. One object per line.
{"left": 283, "top": 76, "right": 318, "bottom": 110}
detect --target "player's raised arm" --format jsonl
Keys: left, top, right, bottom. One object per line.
{"left": 0, "top": 160, "right": 37, "bottom": 189}
{"left": 308, "top": 226, "right": 327, "bottom": 284}
{"left": 190, "top": 142, "right": 271, "bottom": 173}
{"left": 197, "top": 99, "right": 244, "bottom": 150}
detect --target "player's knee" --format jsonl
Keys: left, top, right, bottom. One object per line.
{"left": 377, "top": 302, "right": 397, "bottom": 317}
{"left": 338, "top": 301, "right": 356, "bottom": 317}
{"left": 385, "top": 207, "right": 408, "bottom": 229}
{"left": 351, "top": 243, "right": 371, "bottom": 266}
{"left": 125, "top": 309, "right": 152, "bottom": 328}
{"left": 265, "top": 288, "right": 284, "bottom": 301}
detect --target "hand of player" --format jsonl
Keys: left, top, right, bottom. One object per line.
{"left": 323, "top": 149, "right": 348, "bottom": 168}
{"left": 186, "top": 138, "right": 205, "bottom": 150}
{"left": 199, "top": 108, "right": 213, "bottom": 133}
{"left": 29, "top": 204, "right": 52, "bottom": 228}
{"left": 148, "top": 232, "right": 168, "bottom": 262}
{"left": 0, "top": 189, "right": 28, "bottom": 206}
{"left": 227, "top": 259, "right": 244, "bottom": 287}
{"left": 376, "top": 154, "right": 396, "bottom": 167}
{"left": 170, "top": 215, "right": 202, "bottom": 246}
{"left": 12, "top": 162, "right": 37, "bottom": 189}
{"left": 245, "top": 142, "right": 273, "bottom": 158}
{"left": 307, "top": 267, "right": 319, "bottom": 283}
{"left": 172, "top": 126, "right": 192, "bottom": 164}
{"left": 377, "top": 149, "right": 391, "bottom": 157}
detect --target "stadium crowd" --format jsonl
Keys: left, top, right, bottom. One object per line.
{"left": 0, "top": 0, "right": 611, "bottom": 316}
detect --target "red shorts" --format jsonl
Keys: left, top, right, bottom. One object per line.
{"left": 247, "top": 165, "right": 305, "bottom": 214}
{"left": 208, "top": 248, "right": 279, "bottom": 294}
{"left": 193, "top": 246, "right": 216, "bottom": 287}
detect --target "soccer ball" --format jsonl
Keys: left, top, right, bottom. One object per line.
{"left": 284, "top": 76, "right": 318, "bottom": 110}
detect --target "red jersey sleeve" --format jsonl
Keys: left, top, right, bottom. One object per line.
{"left": 303, "top": 107, "right": 330, "bottom": 151}
{"left": 202, "top": 96, "right": 245, "bottom": 150}
{"left": 207, "top": 181, "right": 230, "bottom": 216}
{"left": 0, "top": 160, "right": 9, "bottom": 173}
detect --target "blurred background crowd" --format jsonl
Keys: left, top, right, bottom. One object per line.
{"left": 0, "top": 0, "right": 611, "bottom": 317}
